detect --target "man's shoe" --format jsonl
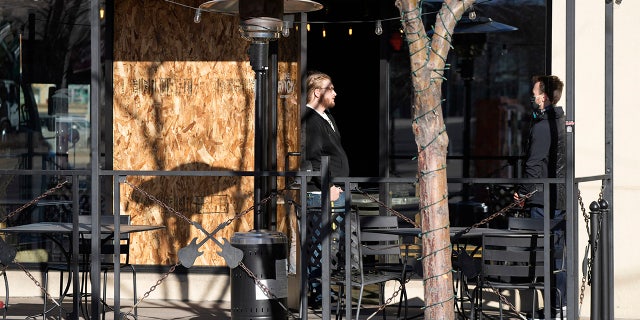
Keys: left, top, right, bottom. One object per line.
{"left": 308, "top": 299, "right": 322, "bottom": 309}
{"left": 308, "top": 293, "right": 338, "bottom": 309}
{"left": 529, "top": 306, "right": 566, "bottom": 320}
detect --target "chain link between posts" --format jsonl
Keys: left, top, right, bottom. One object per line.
{"left": 4, "top": 178, "right": 607, "bottom": 319}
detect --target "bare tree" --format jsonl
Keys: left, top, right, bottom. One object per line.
{"left": 394, "top": 0, "right": 474, "bottom": 319}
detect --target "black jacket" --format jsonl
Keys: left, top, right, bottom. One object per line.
{"left": 517, "top": 106, "right": 566, "bottom": 209}
{"left": 302, "top": 107, "right": 349, "bottom": 189}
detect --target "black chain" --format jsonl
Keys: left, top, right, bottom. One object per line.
{"left": 453, "top": 189, "right": 538, "bottom": 239}
{"left": 124, "top": 180, "right": 297, "bottom": 318}
{"left": 0, "top": 180, "right": 69, "bottom": 224}
{"left": 13, "top": 261, "right": 70, "bottom": 316}
{"left": 484, "top": 282, "right": 528, "bottom": 320}
{"left": 356, "top": 188, "right": 538, "bottom": 319}
{"left": 0, "top": 180, "right": 72, "bottom": 317}
{"left": 578, "top": 189, "right": 589, "bottom": 306}
{"left": 578, "top": 184, "right": 606, "bottom": 307}
{"left": 238, "top": 262, "right": 298, "bottom": 319}
{"left": 365, "top": 271, "right": 416, "bottom": 319}
{"left": 355, "top": 187, "right": 419, "bottom": 227}
{"left": 121, "top": 263, "right": 180, "bottom": 319}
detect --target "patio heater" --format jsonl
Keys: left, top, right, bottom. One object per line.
{"left": 198, "top": 3, "right": 322, "bottom": 319}
{"left": 199, "top": 0, "right": 322, "bottom": 230}
{"left": 451, "top": 16, "right": 517, "bottom": 201}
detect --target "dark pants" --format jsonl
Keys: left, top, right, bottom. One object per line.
{"left": 530, "top": 207, "right": 566, "bottom": 309}
{"left": 307, "top": 192, "right": 345, "bottom": 304}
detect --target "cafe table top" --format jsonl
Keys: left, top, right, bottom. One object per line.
{"left": 0, "top": 222, "right": 164, "bottom": 234}
{"left": 363, "top": 226, "right": 529, "bottom": 241}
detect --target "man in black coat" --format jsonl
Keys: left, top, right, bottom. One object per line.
{"left": 514, "top": 75, "right": 567, "bottom": 318}
{"left": 301, "top": 71, "right": 349, "bottom": 308}
{"left": 302, "top": 71, "right": 349, "bottom": 194}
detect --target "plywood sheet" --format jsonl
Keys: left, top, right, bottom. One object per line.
{"left": 113, "top": 0, "right": 300, "bottom": 266}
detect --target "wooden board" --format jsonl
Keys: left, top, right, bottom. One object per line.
{"left": 113, "top": 0, "right": 300, "bottom": 266}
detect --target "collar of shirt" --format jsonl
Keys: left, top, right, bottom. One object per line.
{"left": 307, "top": 105, "right": 335, "bottom": 131}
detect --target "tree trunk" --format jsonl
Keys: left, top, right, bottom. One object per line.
{"left": 394, "top": 0, "right": 474, "bottom": 319}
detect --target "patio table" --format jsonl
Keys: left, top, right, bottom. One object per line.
{"left": 0, "top": 221, "right": 164, "bottom": 319}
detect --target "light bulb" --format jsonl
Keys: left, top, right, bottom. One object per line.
{"left": 282, "top": 19, "right": 292, "bottom": 38}
{"left": 322, "top": 27, "right": 326, "bottom": 38}
{"left": 501, "top": 44, "right": 508, "bottom": 56}
{"left": 348, "top": 27, "right": 353, "bottom": 36}
{"left": 194, "top": 8, "right": 202, "bottom": 24}
{"left": 307, "top": 23, "right": 311, "bottom": 32}
{"left": 375, "top": 20, "right": 383, "bottom": 36}
{"left": 468, "top": 6, "right": 477, "bottom": 20}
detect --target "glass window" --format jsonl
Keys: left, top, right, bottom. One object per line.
{"left": 0, "top": 1, "right": 100, "bottom": 234}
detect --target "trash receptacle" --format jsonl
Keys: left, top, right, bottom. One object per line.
{"left": 230, "top": 230, "right": 288, "bottom": 320}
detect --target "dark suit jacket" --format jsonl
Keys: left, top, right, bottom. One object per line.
{"left": 302, "top": 107, "right": 349, "bottom": 189}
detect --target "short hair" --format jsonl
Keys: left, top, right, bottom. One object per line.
{"left": 532, "top": 75, "right": 564, "bottom": 105}
{"left": 305, "top": 71, "right": 331, "bottom": 103}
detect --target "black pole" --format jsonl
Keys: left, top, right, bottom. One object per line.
{"left": 589, "top": 200, "right": 600, "bottom": 319}
{"left": 603, "top": 1, "right": 615, "bottom": 319}
{"left": 250, "top": 41, "right": 269, "bottom": 230}
{"left": 599, "top": 199, "right": 610, "bottom": 320}
{"left": 462, "top": 59, "right": 473, "bottom": 201}
{"left": 319, "top": 156, "right": 330, "bottom": 320}
{"left": 267, "top": 42, "right": 279, "bottom": 230}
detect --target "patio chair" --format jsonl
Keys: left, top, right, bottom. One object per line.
{"left": 1, "top": 248, "right": 10, "bottom": 320}
{"left": 507, "top": 217, "right": 564, "bottom": 233}
{"left": 1, "top": 237, "right": 15, "bottom": 320}
{"left": 359, "top": 215, "right": 413, "bottom": 319}
{"left": 0, "top": 268, "right": 5, "bottom": 320}
{"left": 470, "top": 232, "right": 562, "bottom": 320}
{"left": 332, "top": 210, "right": 407, "bottom": 320}
{"left": 43, "top": 215, "right": 137, "bottom": 320}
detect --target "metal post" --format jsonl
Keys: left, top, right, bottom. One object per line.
{"left": 250, "top": 41, "right": 269, "bottom": 230}
{"left": 599, "top": 199, "right": 610, "bottom": 320}
{"left": 462, "top": 74, "right": 472, "bottom": 201}
{"left": 268, "top": 43, "right": 279, "bottom": 229}
{"left": 89, "top": 0, "right": 103, "bottom": 317}
{"left": 589, "top": 200, "right": 600, "bottom": 319}
{"left": 603, "top": 0, "right": 615, "bottom": 318}
{"left": 319, "top": 156, "right": 330, "bottom": 320}
{"left": 299, "top": 173, "right": 309, "bottom": 320}
{"left": 564, "top": 0, "right": 578, "bottom": 318}
{"left": 543, "top": 183, "right": 551, "bottom": 320}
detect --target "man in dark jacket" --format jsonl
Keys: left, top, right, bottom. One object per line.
{"left": 301, "top": 71, "right": 349, "bottom": 308}
{"left": 514, "top": 75, "right": 567, "bottom": 318}
{"left": 302, "top": 71, "right": 349, "bottom": 194}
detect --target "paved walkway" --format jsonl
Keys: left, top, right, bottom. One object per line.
{"left": 3, "top": 296, "right": 423, "bottom": 320}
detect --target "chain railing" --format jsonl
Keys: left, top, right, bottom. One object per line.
{"left": 1, "top": 175, "right": 609, "bottom": 320}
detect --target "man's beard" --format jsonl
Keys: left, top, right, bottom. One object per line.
{"left": 323, "top": 97, "right": 335, "bottom": 108}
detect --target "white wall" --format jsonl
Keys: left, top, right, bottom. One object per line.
{"left": 553, "top": 0, "right": 639, "bottom": 318}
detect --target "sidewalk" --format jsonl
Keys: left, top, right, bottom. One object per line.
{"left": 3, "top": 296, "right": 418, "bottom": 320}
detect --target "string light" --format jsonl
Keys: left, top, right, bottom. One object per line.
{"left": 164, "top": 0, "right": 496, "bottom": 36}
{"left": 282, "top": 16, "right": 292, "bottom": 37}
{"left": 322, "top": 25, "right": 326, "bottom": 38}
{"left": 193, "top": 8, "right": 202, "bottom": 23}
{"left": 375, "top": 20, "right": 383, "bottom": 36}
{"left": 468, "top": 5, "right": 477, "bottom": 20}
